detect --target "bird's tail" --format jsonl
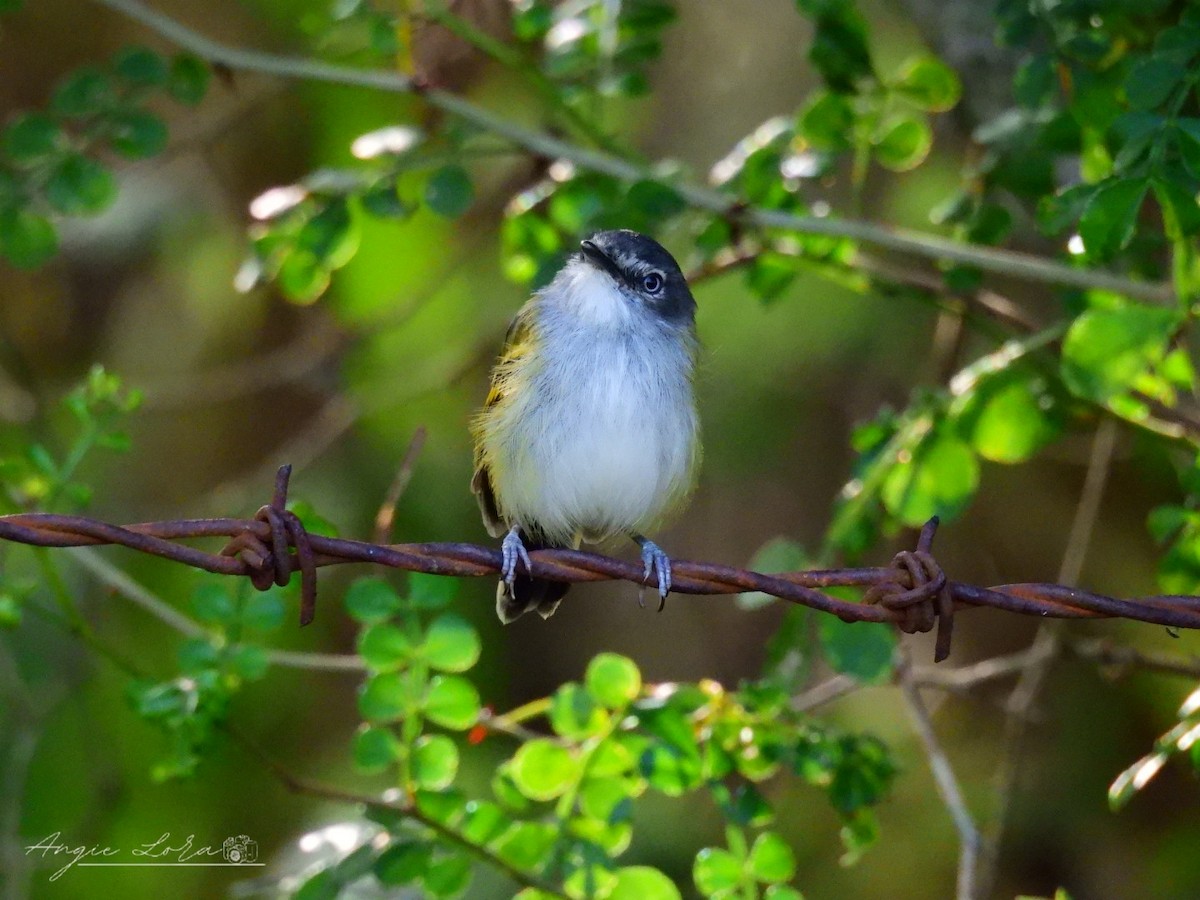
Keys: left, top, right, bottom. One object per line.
{"left": 496, "top": 537, "right": 570, "bottom": 623}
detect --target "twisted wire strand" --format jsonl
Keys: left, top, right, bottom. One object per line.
{"left": 4, "top": 466, "right": 1200, "bottom": 662}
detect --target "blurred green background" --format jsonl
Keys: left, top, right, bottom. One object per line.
{"left": 2, "top": 1, "right": 1200, "bottom": 898}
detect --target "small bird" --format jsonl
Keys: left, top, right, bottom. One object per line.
{"left": 471, "top": 229, "right": 700, "bottom": 622}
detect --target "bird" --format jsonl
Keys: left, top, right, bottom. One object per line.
{"left": 470, "top": 229, "right": 700, "bottom": 622}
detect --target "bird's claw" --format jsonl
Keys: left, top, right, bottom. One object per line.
{"left": 638, "top": 539, "right": 672, "bottom": 611}
{"left": 501, "top": 527, "right": 532, "bottom": 592}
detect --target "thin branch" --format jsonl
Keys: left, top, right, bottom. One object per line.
{"left": 899, "top": 661, "right": 982, "bottom": 900}
{"left": 1066, "top": 637, "right": 1200, "bottom": 680}
{"left": 982, "top": 417, "right": 1120, "bottom": 897}
{"left": 67, "top": 546, "right": 365, "bottom": 672}
{"left": 790, "top": 674, "right": 863, "bottom": 712}
{"left": 373, "top": 426, "right": 428, "bottom": 545}
{"left": 227, "top": 726, "right": 571, "bottom": 899}
{"left": 90, "top": 0, "right": 1175, "bottom": 304}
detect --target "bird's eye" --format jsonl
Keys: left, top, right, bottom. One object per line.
{"left": 641, "top": 272, "right": 664, "bottom": 294}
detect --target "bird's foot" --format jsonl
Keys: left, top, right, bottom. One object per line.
{"left": 501, "top": 526, "right": 532, "bottom": 593}
{"left": 634, "top": 536, "right": 672, "bottom": 612}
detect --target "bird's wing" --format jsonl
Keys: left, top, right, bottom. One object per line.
{"left": 471, "top": 305, "right": 537, "bottom": 538}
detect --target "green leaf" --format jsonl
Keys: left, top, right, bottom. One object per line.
{"left": 1125, "top": 57, "right": 1180, "bottom": 111}
{"left": 549, "top": 682, "right": 609, "bottom": 740}
{"left": 192, "top": 583, "right": 235, "bottom": 624}
{"left": 806, "top": 8, "right": 873, "bottom": 92}
{"left": 764, "top": 887, "right": 805, "bottom": 900}
{"left": 1036, "top": 183, "right": 1097, "bottom": 236}
{"left": 693, "top": 847, "right": 744, "bottom": 896}
{"left": 2, "top": 113, "right": 61, "bottom": 163}
{"left": 818, "top": 618, "right": 895, "bottom": 682}
{"left": 880, "top": 431, "right": 980, "bottom": 526}
{"left": 409, "top": 572, "right": 456, "bottom": 609}
{"left": 230, "top": 643, "right": 269, "bottom": 681}
{"left": 627, "top": 180, "right": 686, "bottom": 219}
{"left": 177, "top": 637, "right": 219, "bottom": 674}
{"left": 108, "top": 110, "right": 168, "bottom": 159}
{"left": 745, "top": 252, "right": 797, "bottom": 302}
{"left": 0, "top": 208, "right": 57, "bottom": 268}
{"left": 425, "top": 165, "right": 474, "bottom": 218}
{"left": 423, "top": 675, "right": 480, "bottom": 730}
{"left": 893, "top": 55, "right": 961, "bottom": 112}
{"left": 421, "top": 614, "right": 480, "bottom": 673}
{"left": 412, "top": 734, "right": 459, "bottom": 790}
{"left": 276, "top": 248, "right": 330, "bottom": 304}
{"left": 45, "top": 154, "right": 117, "bottom": 215}
{"left": 296, "top": 869, "right": 339, "bottom": 900}
{"left": 359, "top": 672, "right": 419, "bottom": 722}
{"left": 953, "top": 368, "right": 1061, "bottom": 464}
{"left": 873, "top": 115, "right": 932, "bottom": 171}
{"left": 422, "top": 852, "right": 471, "bottom": 898}
{"left": 510, "top": 738, "right": 579, "bottom": 800}
{"left": 1078, "top": 178, "right": 1148, "bottom": 259}
{"left": 354, "top": 724, "right": 402, "bottom": 773}
{"left": 113, "top": 47, "right": 168, "bottom": 87}
{"left": 242, "top": 591, "right": 286, "bottom": 632}
{"left": 640, "top": 742, "right": 703, "bottom": 795}
{"left": 345, "top": 577, "right": 402, "bottom": 623}
{"left": 1061, "top": 305, "right": 1178, "bottom": 402}
{"left": 740, "top": 538, "right": 808, "bottom": 609}
{"left": 609, "top": 866, "right": 682, "bottom": 900}
{"left": 748, "top": 832, "right": 796, "bottom": 884}
{"left": 585, "top": 653, "right": 642, "bottom": 708}
{"left": 1109, "top": 752, "right": 1168, "bottom": 810}
{"left": 798, "top": 90, "right": 854, "bottom": 151}
{"left": 1152, "top": 179, "right": 1200, "bottom": 241}
{"left": 52, "top": 68, "right": 113, "bottom": 116}
{"left": 491, "top": 822, "right": 557, "bottom": 870}
{"left": 375, "top": 841, "right": 432, "bottom": 885}
{"left": 461, "top": 800, "right": 509, "bottom": 844}
{"left": 358, "top": 623, "right": 415, "bottom": 671}
{"left": 168, "top": 54, "right": 211, "bottom": 105}
{"left": 1014, "top": 55, "right": 1057, "bottom": 109}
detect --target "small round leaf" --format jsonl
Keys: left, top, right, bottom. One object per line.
{"left": 2, "top": 113, "right": 61, "bottom": 163}
{"left": 412, "top": 734, "right": 459, "bottom": 790}
{"left": 358, "top": 623, "right": 416, "bottom": 671}
{"left": 345, "top": 577, "right": 402, "bottom": 623}
{"left": 113, "top": 47, "right": 168, "bottom": 86}
{"left": 894, "top": 54, "right": 961, "bottom": 111}
{"left": 109, "top": 110, "right": 168, "bottom": 159}
{"left": 609, "top": 866, "right": 681, "bottom": 900}
{"left": 509, "top": 738, "right": 579, "bottom": 801}
{"left": 873, "top": 115, "right": 933, "bottom": 171}
{"left": 693, "top": 847, "right": 744, "bottom": 895}
{"left": 45, "top": 154, "right": 117, "bottom": 215}
{"left": 359, "top": 671, "right": 417, "bottom": 722}
{"left": 748, "top": 832, "right": 796, "bottom": 884}
{"left": 0, "top": 208, "right": 57, "bottom": 268}
{"left": 421, "top": 614, "right": 481, "bottom": 672}
{"left": 425, "top": 165, "right": 473, "bottom": 218}
{"left": 423, "top": 675, "right": 480, "bottom": 730}
{"left": 585, "top": 653, "right": 642, "bottom": 708}
{"left": 354, "top": 725, "right": 402, "bottom": 773}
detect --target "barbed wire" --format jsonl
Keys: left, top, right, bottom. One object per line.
{"left": 3, "top": 465, "right": 1200, "bottom": 663}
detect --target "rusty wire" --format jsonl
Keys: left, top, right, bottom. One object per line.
{"left": 3, "top": 465, "right": 1200, "bottom": 662}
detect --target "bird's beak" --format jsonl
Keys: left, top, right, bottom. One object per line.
{"left": 580, "top": 239, "right": 624, "bottom": 283}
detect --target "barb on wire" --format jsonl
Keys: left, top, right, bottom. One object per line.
{"left": 3, "top": 465, "right": 1200, "bottom": 662}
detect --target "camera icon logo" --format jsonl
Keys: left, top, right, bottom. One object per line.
{"left": 222, "top": 835, "right": 258, "bottom": 864}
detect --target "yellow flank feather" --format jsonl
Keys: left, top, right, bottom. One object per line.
{"left": 470, "top": 307, "right": 540, "bottom": 532}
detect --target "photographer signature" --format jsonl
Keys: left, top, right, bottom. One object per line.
{"left": 24, "top": 831, "right": 260, "bottom": 880}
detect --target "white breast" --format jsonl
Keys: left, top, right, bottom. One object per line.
{"left": 489, "top": 265, "right": 698, "bottom": 545}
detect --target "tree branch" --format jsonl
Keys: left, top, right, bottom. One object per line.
{"left": 899, "top": 660, "right": 982, "bottom": 900}
{"left": 91, "top": 0, "right": 1175, "bottom": 304}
